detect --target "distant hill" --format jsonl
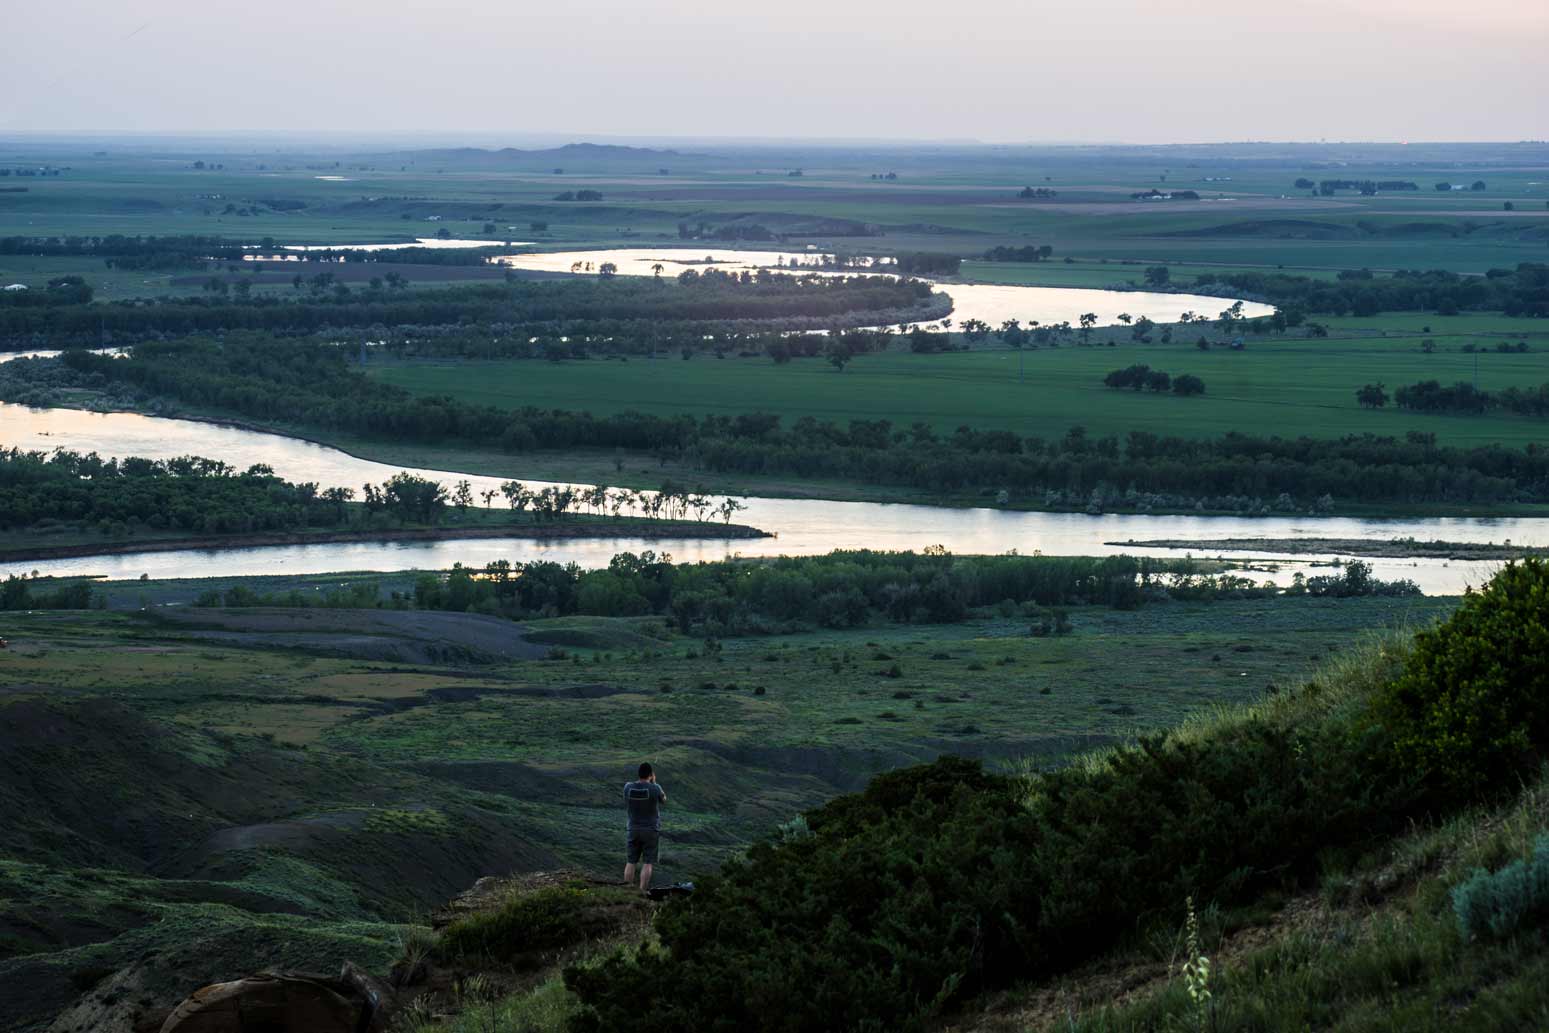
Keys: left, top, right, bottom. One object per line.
{"left": 395, "top": 142, "right": 693, "bottom": 164}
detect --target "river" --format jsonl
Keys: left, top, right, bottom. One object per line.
{"left": 1, "top": 402, "right": 1535, "bottom": 593}
{"left": 492, "top": 247, "right": 1275, "bottom": 329}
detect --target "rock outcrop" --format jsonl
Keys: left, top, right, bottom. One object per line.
{"left": 157, "top": 967, "right": 387, "bottom": 1033}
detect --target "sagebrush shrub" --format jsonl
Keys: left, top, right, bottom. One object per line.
{"left": 1452, "top": 833, "right": 1549, "bottom": 941}
{"left": 1378, "top": 558, "right": 1549, "bottom": 795}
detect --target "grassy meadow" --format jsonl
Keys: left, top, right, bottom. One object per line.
{"left": 371, "top": 312, "right": 1549, "bottom": 449}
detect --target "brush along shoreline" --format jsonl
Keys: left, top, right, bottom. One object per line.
{"left": 1110, "top": 536, "right": 1548, "bottom": 559}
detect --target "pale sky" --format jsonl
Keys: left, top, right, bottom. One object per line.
{"left": 2, "top": 0, "right": 1544, "bottom": 143}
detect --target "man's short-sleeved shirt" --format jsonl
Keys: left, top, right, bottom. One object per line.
{"left": 624, "top": 780, "right": 665, "bottom": 831}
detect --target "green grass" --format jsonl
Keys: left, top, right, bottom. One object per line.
{"left": 1035, "top": 776, "right": 1549, "bottom": 1033}
{"left": 0, "top": 855, "right": 409, "bottom": 1032}
{"left": 371, "top": 314, "right": 1549, "bottom": 448}
{"left": 435, "top": 881, "right": 643, "bottom": 964}
{"left": 333, "top": 597, "right": 1444, "bottom": 763}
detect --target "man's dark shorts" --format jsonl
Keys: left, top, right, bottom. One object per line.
{"left": 627, "top": 828, "right": 660, "bottom": 865}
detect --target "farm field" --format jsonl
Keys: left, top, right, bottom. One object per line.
{"left": 371, "top": 312, "right": 1549, "bottom": 449}
{"left": 3, "top": 141, "right": 1546, "bottom": 284}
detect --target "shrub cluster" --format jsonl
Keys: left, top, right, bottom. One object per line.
{"left": 402, "top": 550, "right": 1413, "bottom": 631}
{"left": 1451, "top": 833, "right": 1549, "bottom": 942}
{"left": 1377, "top": 557, "right": 1549, "bottom": 795}
{"left": 1395, "top": 379, "right": 1549, "bottom": 418}
{"left": 1, "top": 575, "right": 93, "bottom": 610}
{"left": 1103, "top": 364, "right": 1205, "bottom": 396}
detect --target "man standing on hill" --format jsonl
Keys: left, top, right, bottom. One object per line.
{"left": 623, "top": 762, "right": 666, "bottom": 893}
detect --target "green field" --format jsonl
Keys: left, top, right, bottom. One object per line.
{"left": 372, "top": 313, "right": 1549, "bottom": 448}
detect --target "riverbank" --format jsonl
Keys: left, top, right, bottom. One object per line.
{"left": 0, "top": 518, "right": 770, "bottom": 564}
{"left": 1110, "top": 536, "right": 1549, "bottom": 559}
{"left": 314, "top": 434, "right": 1549, "bottom": 521}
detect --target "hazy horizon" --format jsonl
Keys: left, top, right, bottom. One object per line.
{"left": 3, "top": 0, "right": 1544, "bottom": 143}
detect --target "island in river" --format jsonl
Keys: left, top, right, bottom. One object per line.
{"left": 1109, "top": 537, "right": 1549, "bottom": 560}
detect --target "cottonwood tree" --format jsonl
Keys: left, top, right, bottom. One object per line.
{"left": 452, "top": 480, "right": 474, "bottom": 518}
{"left": 500, "top": 480, "right": 531, "bottom": 516}
{"left": 1078, "top": 313, "right": 1097, "bottom": 345}
{"left": 1357, "top": 383, "right": 1390, "bottom": 409}
{"left": 322, "top": 486, "right": 354, "bottom": 521}
{"left": 383, "top": 472, "right": 447, "bottom": 524}
{"left": 826, "top": 340, "right": 853, "bottom": 372}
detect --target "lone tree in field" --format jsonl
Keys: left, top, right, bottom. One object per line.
{"left": 826, "top": 340, "right": 853, "bottom": 372}
{"left": 1144, "top": 265, "right": 1170, "bottom": 287}
{"left": 1357, "top": 383, "right": 1389, "bottom": 409}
